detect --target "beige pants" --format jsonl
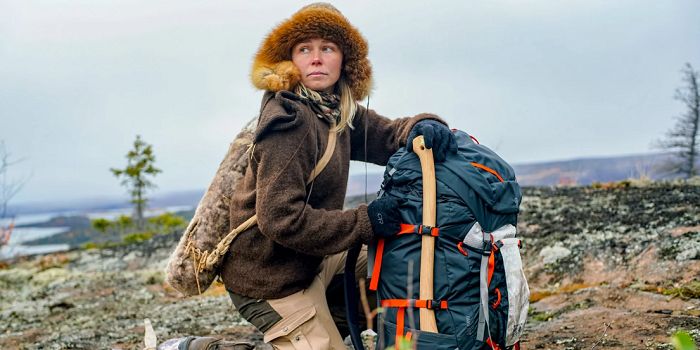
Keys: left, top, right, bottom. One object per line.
{"left": 262, "top": 247, "right": 368, "bottom": 350}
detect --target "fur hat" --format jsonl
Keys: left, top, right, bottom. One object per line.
{"left": 250, "top": 3, "right": 372, "bottom": 100}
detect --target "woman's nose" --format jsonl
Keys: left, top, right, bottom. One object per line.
{"left": 311, "top": 50, "right": 322, "bottom": 64}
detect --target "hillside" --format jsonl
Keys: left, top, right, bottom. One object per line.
{"left": 7, "top": 152, "right": 695, "bottom": 217}
{"left": 0, "top": 181, "right": 699, "bottom": 349}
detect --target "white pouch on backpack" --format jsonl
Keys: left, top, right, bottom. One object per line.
{"left": 463, "top": 223, "right": 529, "bottom": 346}
{"left": 498, "top": 237, "right": 529, "bottom": 346}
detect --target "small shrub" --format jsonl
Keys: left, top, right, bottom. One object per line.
{"left": 82, "top": 242, "right": 99, "bottom": 250}
{"left": 115, "top": 215, "right": 134, "bottom": 230}
{"left": 123, "top": 231, "right": 154, "bottom": 244}
{"left": 91, "top": 218, "right": 111, "bottom": 234}
{"left": 147, "top": 213, "right": 186, "bottom": 234}
{"left": 89, "top": 212, "right": 186, "bottom": 246}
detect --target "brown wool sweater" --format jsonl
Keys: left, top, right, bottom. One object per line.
{"left": 220, "top": 90, "right": 444, "bottom": 299}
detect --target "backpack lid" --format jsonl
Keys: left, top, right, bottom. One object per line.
{"left": 443, "top": 130, "right": 521, "bottom": 214}
{"left": 388, "top": 130, "right": 521, "bottom": 216}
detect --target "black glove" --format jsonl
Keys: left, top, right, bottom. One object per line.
{"left": 367, "top": 196, "right": 405, "bottom": 238}
{"left": 406, "top": 120, "right": 457, "bottom": 163}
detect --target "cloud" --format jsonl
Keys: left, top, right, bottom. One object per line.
{"left": 1, "top": 0, "right": 698, "bottom": 203}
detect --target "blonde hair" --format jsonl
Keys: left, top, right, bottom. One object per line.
{"left": 295, "top": 77, "right": 357, "bottom": 133}
{"left": 336, "top": 77, "right": 358, "bottom": 133}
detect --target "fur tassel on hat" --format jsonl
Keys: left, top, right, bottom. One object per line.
{"left": 251, "top": 3, "right": 372, "bottom": 100}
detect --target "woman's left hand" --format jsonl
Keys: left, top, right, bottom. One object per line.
{"left": 367, "top": 196, "right": 406, "bottom": 238}
{"left": 406, "top": 120, "right": 457, "bottom": 162}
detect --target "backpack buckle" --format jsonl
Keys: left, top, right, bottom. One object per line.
{"left": 418, "top": 225, "right": 439, "bottom": 237}
{"left": 426, "top": 299, "right": 447, "bottom": 310}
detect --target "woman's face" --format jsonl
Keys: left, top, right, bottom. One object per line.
{"left": 291, "top": 38, "right": 343, "bottom": 93}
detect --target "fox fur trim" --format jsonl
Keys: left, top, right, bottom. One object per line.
{"left": 251, "top": 3, "right": 372, "bottom": 100}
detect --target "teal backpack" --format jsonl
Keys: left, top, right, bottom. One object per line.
{"left": 346, "top": 129, "right": 529, "bottom": 350}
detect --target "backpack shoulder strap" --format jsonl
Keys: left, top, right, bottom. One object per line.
{"left": 308, "top": 122, "right": 337, "bottom": 183}
{"left": 201, "top": 123, "right": 337, "bottom": 271}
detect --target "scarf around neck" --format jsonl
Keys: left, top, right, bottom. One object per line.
{"left": 295, "top": 84, "right": 341, "bottom": 123}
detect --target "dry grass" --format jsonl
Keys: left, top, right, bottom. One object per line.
{"left": 34, "top": 253, "right": 72, "bottom": 271}
{"left": 662, "top": 280, "right": 700, "bottom": 300}
{"left": 530, "top": 283, "right": 596, "bottom": 302}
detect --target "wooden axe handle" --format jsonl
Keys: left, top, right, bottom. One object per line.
{"left": 412, "top": 136, "right": 438, "bottom": 332}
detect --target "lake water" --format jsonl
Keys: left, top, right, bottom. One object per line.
{"left": 0, "top": 211, "right": 76, "bottom": 227}
{"left": 0, "top": 205, "right": 193, "bottom": 260}
{"left": 0, "top": 243, "right": 71, "bottom": 259}
{"left": 0, "top": 226, "right": 72, "bottom": 260}
{"left": 84, "top": 205, "right": 193, "bottom": 221}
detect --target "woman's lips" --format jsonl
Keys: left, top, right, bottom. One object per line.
{"left": 308, "top": 72, "right": 327, "bottom": 76}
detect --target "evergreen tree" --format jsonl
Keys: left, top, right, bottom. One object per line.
{"left": 110, "top": 135, "right": 162, "bottom": 229}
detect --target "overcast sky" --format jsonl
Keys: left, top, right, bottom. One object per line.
{"left": 1, "top": 0, "right": 699, "bottom": 205}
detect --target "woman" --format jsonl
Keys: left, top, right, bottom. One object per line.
{"left": 221, "top": 3, "right": 456, "bottom": 349}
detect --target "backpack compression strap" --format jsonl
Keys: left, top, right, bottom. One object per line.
{"left": 367, "top": 224, "right": 439, "bottom": 292}
{"left": 380, "top": 299, "right": 448, "bottom": 345}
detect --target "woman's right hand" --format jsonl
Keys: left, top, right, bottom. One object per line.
{"left": 406, "top": 119, "right": 457, "bottom": 163}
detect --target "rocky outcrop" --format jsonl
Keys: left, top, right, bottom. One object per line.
{"left": 519, "top": 183, "right": 700, "bottom": 349}
{"left": 0, "top": 182, "right": 698, "bottom": 349}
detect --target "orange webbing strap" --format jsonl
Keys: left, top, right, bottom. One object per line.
{"left": 382, "top": 299, "right": 448, "bottom": 309}
{"left": 491, "top": 288, "right": 502, "bottom": 309}
{"left": 396, "top": 307, "right": 405, "bottom": 346}
{"left": 397, "top": 223, "right": 439, "bottom": 237}
{"left": 382, "top": 299, "right": 448, "bottom": 347}
{"left": 487, "top": 247, "right": 495, "bottom": 286}
{"left": 418, "top": 225, "right": 439, "bottom": 237}
{"left": 369, "top": 238, "right": 385, "bottom": 291}
{"left": 398, "top": 223, "right": 417, "bottom": 235}
{"left": 486, "top": 337, "right": 502, "bottom": 350}
{"left": 470, "top": 162, "right": 504, "bottom": 182}
{"left": 457, "top": 242, "right": 469, "bottom": 256}
{"left": 487, "top": 233, "right": 496, "bottom": 287}
{"left": 370, "top": 223, "right": 441, "bottom": 291}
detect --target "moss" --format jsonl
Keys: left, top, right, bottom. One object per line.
{"left": 662, "top": 280, "right": 700, "bottom": 300}
{"left": 530, "top": 283, "right": 595, "bottom": 303}
{"left": 528, "top": 298, "right": 594, "bottom": 323}
{"left": 530, "top": 310, "right": 555, "bottom": 322}
{"left": 565, "top": 299, "right": 594, "bottom": 311}
{"left": 81, "top": 241, "right": 123, "bottom": 250}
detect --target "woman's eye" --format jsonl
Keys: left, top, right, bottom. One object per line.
{"left": 322, "top": 46, "right": 335, "bottom": 52}
{"left": 299, "top": 47, "right": 310, "bottom": 53}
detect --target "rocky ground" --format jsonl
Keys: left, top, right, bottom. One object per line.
{"left": 1, "top": 181, "right": 699, "bottom": 349}
{"left": 519, "top": 182, "right": 700, "bottom": 349}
